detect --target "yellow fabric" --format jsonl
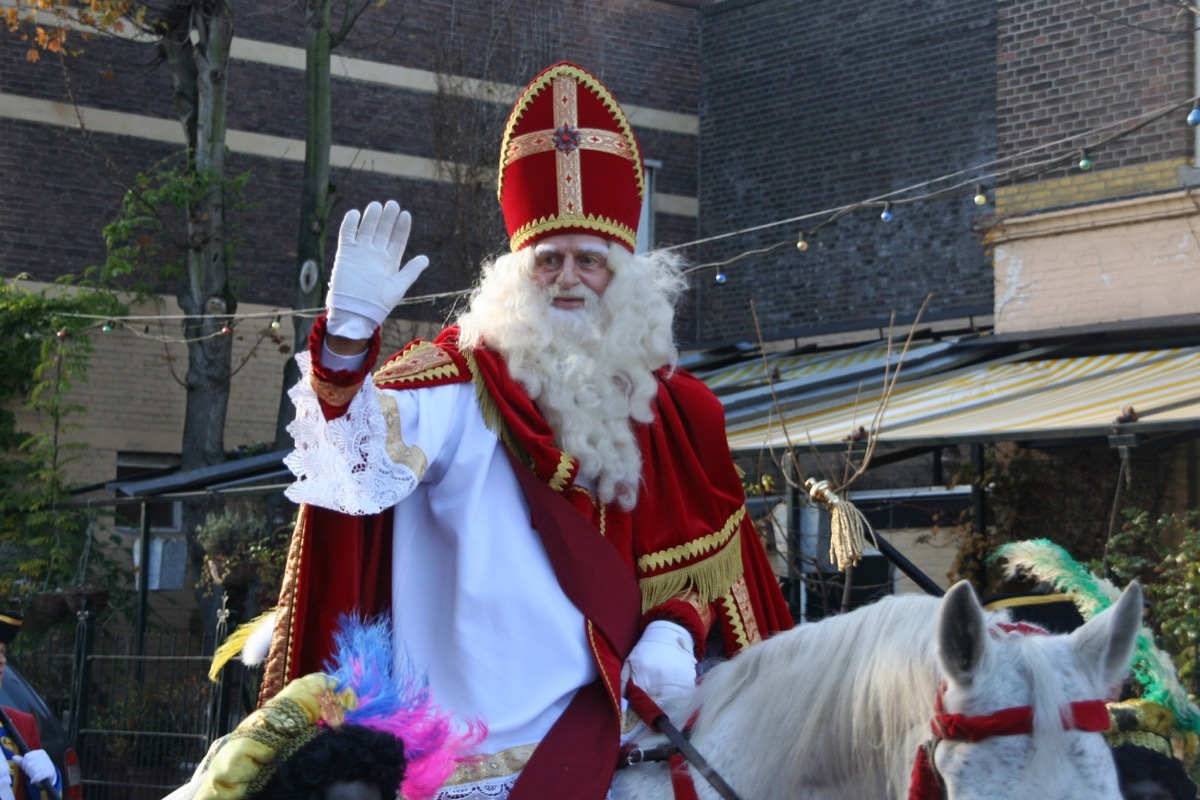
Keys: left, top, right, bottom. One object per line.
{"left": 194, "top": 673, "right": 357, "bottom": 799}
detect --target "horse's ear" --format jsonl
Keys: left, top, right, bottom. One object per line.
{"left": 1069, "top": 580, "right": 1142, "bottom": 691}
{"left": 936, "top": 580, "right": 989, "bottom": 688}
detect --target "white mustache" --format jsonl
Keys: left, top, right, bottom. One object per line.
{"left": 545, "top": 285, "right": 600, "bottom": 306}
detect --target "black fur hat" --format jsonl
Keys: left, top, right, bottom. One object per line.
{"left": 0, "top": 611, "right": 22, "bottom": 645}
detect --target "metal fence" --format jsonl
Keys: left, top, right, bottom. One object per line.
{"left": 12, "top": 609, "right": 256, "bottom": 799}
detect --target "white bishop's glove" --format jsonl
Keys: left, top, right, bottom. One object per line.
{"left": 621, "top": 620, "right": 698, "bottom": 703}
{"left": 12, "top": 749, "right": 55, "bottom": 787}
{"left": 326, "top": 200, "right": 430, "bottom": 340}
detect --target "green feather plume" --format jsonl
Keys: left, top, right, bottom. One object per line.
{"left": 991, "top": 538, "right": 1200, "bottom": 734}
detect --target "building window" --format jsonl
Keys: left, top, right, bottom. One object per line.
{"left": 636, "top": 159, "right": 660, "bottom": 254}
{"left": 113, "top": 452, "right": 182, "bottom": 532}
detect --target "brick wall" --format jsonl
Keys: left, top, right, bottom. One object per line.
{"left": 996, "top": 1, "right": 1192, "bottom": 186}
{"left": 0, "top": 0, "right": 700, "bottom": 328}
{"left": 695, "top": 0, "right": 997, "bottom": 345}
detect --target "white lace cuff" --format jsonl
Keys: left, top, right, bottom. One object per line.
{"left": 283, "top": 351, "right": 419, "bottom": 515}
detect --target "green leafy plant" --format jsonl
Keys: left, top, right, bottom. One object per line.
{"left": 91, "top": 151, "right": 253, "bottom": 296}
{"left": 0, "top": 277, "right": 126, "bottom": 609}
{"left": 1102, "top": 508, "right": 1200, "bottom": 695}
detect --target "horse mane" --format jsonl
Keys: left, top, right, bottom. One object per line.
{"left": 690, "top": 593, "right": 942, "bottom": 796}
{"left": 688, "top": 593, "right": 1082, "bottom": 798}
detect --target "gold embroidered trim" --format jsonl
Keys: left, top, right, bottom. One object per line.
{"left": 548, "top": 451, "right": 574, "bottom": 493}
{"left": 498, "top": 64, "right": 644, "bottom": 203}
{"left": 377, "top": 392, "right": 428, "bottom": 479}
{"left": 719, "top": 590, "right": 750, "bottom": 650}
{"left": 444, "top": 742, "right": 538, "bottom": 785}
{"left": 311, "top": 374, "right": 363, "bottom": 408}
{"left": 588, "top": 619, "right": 622, "bottom": 714}
{"left": 637, "top": 506, "right": 746, "bottom": 572}
{"left": 373, "top": 340, "right": 459, "bottom": 385}
{"left": 729, "top": 577, "right": 761, "bottom": 644}
{"left": 509, "top": 213, "right": 638, "bottom": 253}
{"left": 464, "top": 349, "right": 524, "bottom": 461}
{"left": 261, "top": 507, "right": 309, "bottom": 703}
{"left": 230, "top": 696, "right": 322, "bottom": 793}
{"left": 680, "top": 589, "right": 716, "bottom": 632}
{"left": 639, "top": 527, "right": 744, "bottom": 613}
{"left": 505, "top": 128, "right": 634, "bottom": 166}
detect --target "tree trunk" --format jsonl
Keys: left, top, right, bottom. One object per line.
{"left": 164, "top": 0, "right": 236, "bottom": 473}
{"left": 273, "top": 0, "right": 334, "bottom": 450}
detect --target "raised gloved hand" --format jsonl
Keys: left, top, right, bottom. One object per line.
{"left": 621, "top": 619, "right": 697, "bottom": 703}
{"left": 326, "top": 200, "right": 430, "bottom": 339}
{"left": 12, "top": 749, "right": 55, "bottom": 786}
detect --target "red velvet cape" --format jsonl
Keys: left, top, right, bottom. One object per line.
{"left": 262, "top": 321, "right": 793, "bottom": 795}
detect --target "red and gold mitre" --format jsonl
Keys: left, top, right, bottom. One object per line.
{"left": 498, "top": 62, "right": 645, "bottom": 252}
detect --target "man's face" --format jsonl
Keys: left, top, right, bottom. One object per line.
{"left": 530, "top": 234, "right": 613, "bottom": 310}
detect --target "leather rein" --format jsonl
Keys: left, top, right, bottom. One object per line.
{"left": 619, "top": 682, "right": 744, "bottom": 800}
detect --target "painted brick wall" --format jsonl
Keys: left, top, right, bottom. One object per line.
{"left": 990, "top": 193, "right": 1200, "bottom": 333}
{"left": 8, "top": 284, "right": 296, "bottom": 486}
{"left": 695, "top": 0, "right": 997, "bottom": 346}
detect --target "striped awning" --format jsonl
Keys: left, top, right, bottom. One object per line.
{"left": 721, "top": 345, "right": 1200, "bottom": 453}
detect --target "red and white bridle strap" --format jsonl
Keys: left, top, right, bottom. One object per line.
{"left": 907, "top": 698, "right": 1111, "bottom": 800}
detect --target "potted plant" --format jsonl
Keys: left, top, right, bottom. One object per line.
{"left": 194, "top": 500, "right": 291, "bottom": 594}
{"left": 195, "top": 502, "right": 268, "bottom": 589}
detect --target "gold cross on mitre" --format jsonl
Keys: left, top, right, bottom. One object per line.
{"left": 501, "top": 73, "right": 638, "bottom": 222}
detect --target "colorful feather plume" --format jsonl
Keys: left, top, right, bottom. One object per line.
{"left": 325, "top": 616, "right": 484, "bottom": 800}
{"left": 991, "top": 538, "right": 1200, "bottom": 733}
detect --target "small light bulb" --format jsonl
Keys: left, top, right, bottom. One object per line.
{"left": 880, "top": 204, "right": 893, "bottom": 222}
{"left": 221, "top": 325, "right": 232, "bottom": 335}
{"left": 796, "top": 236, "right": 809, "bottom": 251}
{"left": 270, "top": 317, "right": 281, "bottom": 330}
{"left": 102, "top": 321, "right": 113, "bottom": 333}
{"left": 1188, "top": 107, "right": 1200, "bottom": 127}
{"left": 1078, "top": 151, "right": 1093, "bottom": 171}
{"left": 973, "top": 187, "right": 987, "bottom": 206}
{"left": 714, "top": 272, "right": 727, "bottom": 284}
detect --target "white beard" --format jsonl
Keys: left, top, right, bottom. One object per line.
{"left": 456, "top": 246, "right": 684, "bottom": 510}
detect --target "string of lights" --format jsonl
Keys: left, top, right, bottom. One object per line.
{"left": 21, "top": 91, "right": 1200, "bottom": 341}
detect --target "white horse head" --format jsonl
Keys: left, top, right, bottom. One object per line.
{"left": 928, "top": 579, "right": 1142, "bottom": 800}
{"left": 612, "top": 579, "right": 1142, "bottom": 800}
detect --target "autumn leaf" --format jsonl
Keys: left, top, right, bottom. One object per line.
{"left": 25, "top": 47, "right": 39, "bottom": 63}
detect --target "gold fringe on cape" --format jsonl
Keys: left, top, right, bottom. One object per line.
{"left": 638, "top": 527, "right": 744, "bottom": 613}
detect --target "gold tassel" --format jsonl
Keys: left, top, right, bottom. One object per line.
{"left": 209, "top": 610, "right": 276, "bottom": 683}
{"left": 805, "top": 479, "right": 876, "bottom": 571}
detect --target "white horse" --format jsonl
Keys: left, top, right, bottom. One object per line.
{"left": 613, "top": 579, "right": 1142, "bottom": 800}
